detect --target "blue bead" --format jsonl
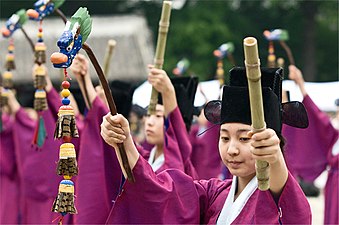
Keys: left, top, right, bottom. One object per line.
{"left": 62, "top": 98, "right": 70, "bottom": 105}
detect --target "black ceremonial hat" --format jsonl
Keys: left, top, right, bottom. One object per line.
{"left": 204, "top": 67, "right": 308, "bottom": 133}
{"left": 158, "top": 76, "right": 199, "bottom": 131}
{"left": 110, "top": 80, "right": 136, "bottom": 118}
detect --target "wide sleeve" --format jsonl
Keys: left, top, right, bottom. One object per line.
{"left": 282, "top": 95, "right": 337, "bottom": 181}
{"left": 13, "top": 107, "right": 62, "bottom": 200}
{"left": 46, "top": 86, "right": 62, "bottom": 121}
{"left": 190, "top": 122, "right": 222, "bottom": 180}
{"left": 0, "top": 115, "right": 16, "bottom": 177}
{"left": 74, "top": 96, "right": 122, "bottom": 225}
{"left": 277, "top": 172, "right": 312, "bottom": 224}
{"left": 106, "top": 156, "right": 204, "bottom": 224}
{"left": 161, "top": 107, "right": 198, "bottom": 178}
{"left": 240, "top": 172, "right": 312, "bottom": 224}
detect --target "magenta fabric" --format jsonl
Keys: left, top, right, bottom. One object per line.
{"left": 138, "top": 107, "right": 198, "bottom": 178}
{"left": 74, "top": 97, "right": 121, "bottom": 224}
{"left": 324, "top": 153, "right": 339, "bottom": 225}
{"left": 11, "top": 87, "right": 74, "bottom": 224}
{"left": 189, "top": 122, "right": 224, "bottom": 179}
{"left": 0, "top": 113, "right": 20, "bottom": 224}
{"left": 106, "top": 156, "right": 311, "bottom": 224}
{"left": 282, "top": 95, "right": 338, "bottom": 182}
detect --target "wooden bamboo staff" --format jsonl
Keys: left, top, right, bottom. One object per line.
{"left": 148, "top": 1, "right": 172, "bottom": 115}
{"left": 103, "top": 39, "right": 116, "bottom": 77}
{"left": 82, "top": 43, "right": 135, "bottom": 182}
{"left": 19, "top": 27, "right": 35, "bottom": 52}
{"left": 279, "top": 40, "right": 295, "bottom": 65}
{"left": 243, "top": 37, "right": 270, "bottom": 191}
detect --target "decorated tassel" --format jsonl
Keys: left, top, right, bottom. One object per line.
{"left": 0, "top": 89, "right": 9, "bottom": 107}
{"left": 32, "top": 112, "right": 47, "bottom": 148}
{"left": 34, "top": 21, "right": 47, "bottom": 64}
{"left": 56, "top": 143, "right": 78, "bottom": 178}
{"left": 267, "top": 41, "right": 276, "bottom": 68}
{"left": 33, "top": 64, "right": 47, "bottom": 89}
{"left": 34, "top": 89, "right": 48, "bottom": 111}
{"left": 2, "top": 71, "right": 13, "bottom": 90}
{"left": 54, "top": 105, "right": 79, "bottom": 139}
{"left": 52, "top": 180, "right": 77, "bottom": 216}
{"left": 5, "top": 39, "right": 15, "bottom": 71}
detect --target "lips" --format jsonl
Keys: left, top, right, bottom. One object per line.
{"left": 145, "top": 129, "right": 154, "bottom": 136}
{"left": 50, "top": 52, "right": 68, "bottom": 64}
{"left": 227, "top": 160, "right": 242, "bottom": 168}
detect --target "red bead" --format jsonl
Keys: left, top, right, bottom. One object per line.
{"left": 63, "top": 136, "right": 72, "bottom": 143}
{"left": 62, "top": 81, "right": 70, "bottom": 89}
{"left": 39, "top": 28, "right": 43, "bottom": 32}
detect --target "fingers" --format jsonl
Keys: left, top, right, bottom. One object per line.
{"left": 251, "top": 129, "right": 279, "bottom": 147}
{"left": 147, "top": 65, "right": 171, "bottom": 93}
{"left": 250, "top": 129, "right": 281, "bottom": 163}
{"left": 72, "top": 54, "right": 89, "bottom": 76}
{"left": 101, "top": 113, "right": 128, "bottom": 147}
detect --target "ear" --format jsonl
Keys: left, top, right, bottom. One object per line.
{"left": 204, "top": 100, "right": 222, "bottom": 124}
{"left": 282, "top": 101, "right": 309, "bottom": 128}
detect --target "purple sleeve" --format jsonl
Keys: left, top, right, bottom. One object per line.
{"left": 233, "top": 172, "right": 312, "bottom": 224}
{"left": 14, "top": 107, "right": 36, "bottom": 129}
{"left": 302, "top": 95, "right": 339, "bottom": 152}
{"left": 46, "top": 87, "right": 62, "bottom": 120}
{"left": 190, "top": 122, "right": 222, "bottom": 179}
{"left": 282, "top": 95, "right": 338, "bottom": 182}
{"left": 74, "top": 96, "right": 122, "bottom": 225}
{"left": 0, "top": 115, "right": 16, "bottom": 177}
{"left": 106, "top": 156, "right": 202, "bottom": 224}
{"left": 162, "top": 107, "right": 198, "bottom": 178}
{"left": 14, "top": 107, "right": 62, "bottom": 200}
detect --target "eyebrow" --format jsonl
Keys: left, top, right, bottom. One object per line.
{"left": 220, "top": 128, "right": 251, "bottom": 134}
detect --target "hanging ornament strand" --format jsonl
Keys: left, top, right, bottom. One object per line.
{"left": 32, "top": 18, "right": 48, "bottom": 149}
{"left": 52, "top": 67, "right": 78, "bottom": 222}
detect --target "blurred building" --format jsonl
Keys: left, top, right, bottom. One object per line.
{"left": 0, "top": 15, "right": 154, "bottom": 83}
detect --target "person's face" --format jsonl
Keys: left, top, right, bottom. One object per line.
{"left": 219, "top": 123, "right": 256, "bottom": 179}
{"left": 144, "top": 104, "right": 164, "bottom": 145}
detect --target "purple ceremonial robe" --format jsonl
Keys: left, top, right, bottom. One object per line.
{"left": 137, "top": 107, "right": 198, "bottom": 178}
{"left": 0, "top": 113, "right": 20, "bottom": 224}
{"left": 12, "top": 87, "right": 74, "bottom": 224}
{"left": 189, "top": 122, "right": 223, "bottom": 179}
{"left": 282, "top": 95, "right": 338, "bottom": 182}
{"left": 324, "top": 152, "right": 339, "bottom": 225}
{"left": 74, "top": 97, "right": 121, "bottom": 225}
{"left": 106, "top": 156, "right": 311, "bottom": 224}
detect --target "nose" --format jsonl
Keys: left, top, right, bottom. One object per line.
{"left": 50, "top": 52, "right": 68, "bottom": 64}
{"left": 227, "top": 140, "right": 239, "bottom": 156}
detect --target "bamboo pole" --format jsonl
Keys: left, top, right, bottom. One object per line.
{"left": 103, "top": 39, "right": 116, "bottom": 77}
{"left": 148, "top": 1, "right": 172, "bottom": 115}
{"left": 243, "top": 37, "right": 269, "bottom": 191}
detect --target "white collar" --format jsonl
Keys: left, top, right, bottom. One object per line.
{"left": 148, "top": 147, "right": 165, "bottom": 172}
{"left": 217, "top": 176, "right": 258, "bottom": 225}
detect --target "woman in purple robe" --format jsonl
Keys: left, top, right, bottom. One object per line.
{"left": 0, "top": 108, "right": 20, "bottom": 224}
{"left": 69, "top": 54, "right": 121, "bottom": 225}
{"left": 101, "top": 67, "right": 311, "bottom": 224}
{"left": 136, "top": 66, "right": 198, "bottom": 177}
{"left": 283, "top": 65, "right": 339, "bottom": 224}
